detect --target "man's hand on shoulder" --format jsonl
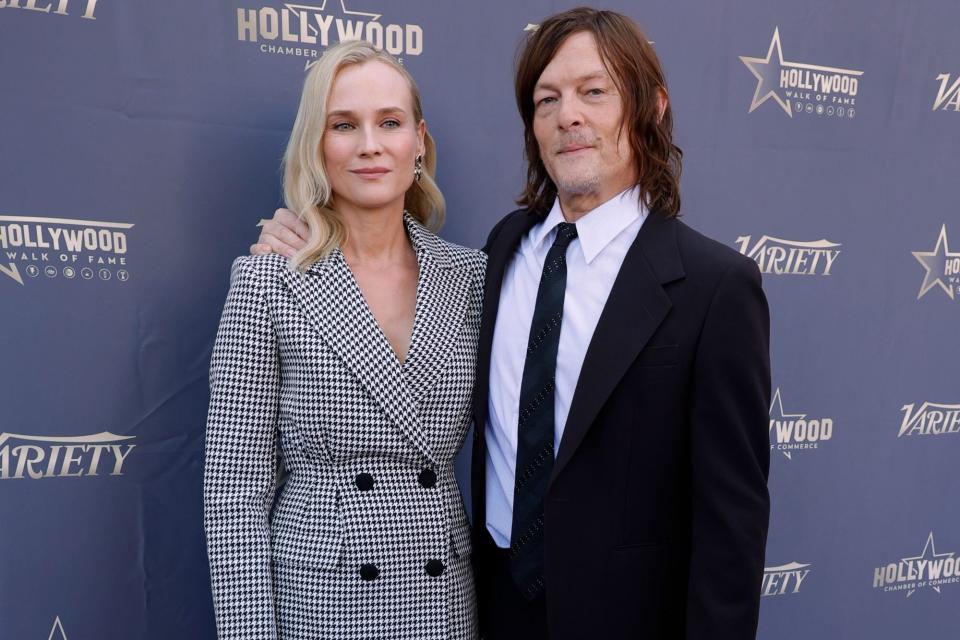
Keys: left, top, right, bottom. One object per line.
{"left": 251, "top": 208, "right": 310, "bottom": 258}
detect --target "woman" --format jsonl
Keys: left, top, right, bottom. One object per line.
{"left": 204, "top": 41, "right": 484, "bottom": 639}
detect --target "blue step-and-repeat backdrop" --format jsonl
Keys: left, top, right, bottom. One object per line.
{"left": 1, "top": 1, "right": 958, "bottom": 638}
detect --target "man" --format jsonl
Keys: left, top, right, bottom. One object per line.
{"left": 253, "top": 8, "right": 770, "bottom": 639}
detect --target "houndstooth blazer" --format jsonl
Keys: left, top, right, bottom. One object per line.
{"left": 204, "top": 214, "right": 486, "bottom": 640}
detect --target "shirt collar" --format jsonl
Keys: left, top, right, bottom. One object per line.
{"left": 531, "top": 186, "right": 647, "bottom": 264}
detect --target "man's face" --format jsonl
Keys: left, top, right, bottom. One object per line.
{"left": 532, "top": 31, "right": 636, "bottom": 207}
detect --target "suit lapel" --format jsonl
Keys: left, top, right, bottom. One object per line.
{"left": 281, "top": 226, "right": 438, "bottom": 465}
{"left": 402, "top": 216, "right": 473, "bottom": 408}
{"left": 473, "top": 211, "right": 543, "bottom": 430}
{"left": 551, "top": 212, "right": 685, "bottom": 483}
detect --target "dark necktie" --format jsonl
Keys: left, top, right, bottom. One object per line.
{"left": 509, "top": 221, "right": 578, "bottom": 600}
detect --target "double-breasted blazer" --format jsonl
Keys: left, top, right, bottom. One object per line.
{"left": 204, "top": 214, "right": 486, "bottom": 640}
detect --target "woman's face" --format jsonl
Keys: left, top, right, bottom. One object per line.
{"left": 322, "top": 60, "right": 425, "bottom": 214}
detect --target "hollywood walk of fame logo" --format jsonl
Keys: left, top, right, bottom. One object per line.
{"left": 740, "top": 27, "right": 863, "bottom": 119}
{"left": 0, "top": 214, "right": 134, "bottom": 288}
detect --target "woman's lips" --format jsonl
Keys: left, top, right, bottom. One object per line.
{"left": 349, "top": 167, "right": 391, "bottom": 179}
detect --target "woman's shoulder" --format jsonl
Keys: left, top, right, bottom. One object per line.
{"left": 228, "top": 253, "right": 290, "bottom": 290}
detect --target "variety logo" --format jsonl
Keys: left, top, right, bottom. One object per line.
{"left": 933, "top": 73, "right": 960, "bottom": 112}
{"left": 734, "top": 234, "right": 841, "bottom": 275}
{"left": 873, "top": 533, "right": 959, "bottom": 597}
{"left": 769, "top": 388, "right": 834, "bottom": 460}
{"left": 0, "top": 0, "right": 98, "bottom": 19}
{"left": 0, "top": 431, "right": 136, "bottom": 480}
{"left": 740, "top": 27, "right": 862, "bottom": 119}
{"left": 236, "top": 1, "right": 423, "bottom": 69}
{"left": 762, "top": 561, "right": 811, "bottom": 597}
{"left": 899, "top": 402, "right": 960, "bottom": 437}
{"left": 0, "top": 215, "right": 132, "bottom": 286}
{"left": 912, "top": 224, "right": 959, "bottom": 300}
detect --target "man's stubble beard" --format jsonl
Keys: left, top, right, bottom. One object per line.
{"left": 553, "top": 170, "right": 602, "bottom": 197}
{"left": 541, "top": 131, "right": 604, "bottom": 198}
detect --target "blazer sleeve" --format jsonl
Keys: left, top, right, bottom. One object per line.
{"left": 686, "top": 257, "right": 771, "bottom": 639}
{"left": 204, "top": 257, "right": 281, "bottom": 640}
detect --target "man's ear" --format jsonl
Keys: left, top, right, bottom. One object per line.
{"left": 656, "top": 87, "right": 668, "bottom": 124}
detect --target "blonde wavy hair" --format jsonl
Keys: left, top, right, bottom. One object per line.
{"left": 283, "top": 41, "right": 445, "bottom": 270}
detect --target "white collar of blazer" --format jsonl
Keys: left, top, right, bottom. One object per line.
{"left": 281, "top": 212, "right": 474, "bottom": 466}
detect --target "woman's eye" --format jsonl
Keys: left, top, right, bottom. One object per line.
{"left": 332, "top": 122, "right": 354, "bottom": 131}
{"left": 586, "top": 88, "right": 605, "bottom": 96}
{"left": 536, "top": 96, "right": 556, "bottom": 107}
{"left": 382, "top": 119, "right": 401, "bottom": 128}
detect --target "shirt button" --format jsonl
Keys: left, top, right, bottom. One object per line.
{"left": 359, "top": 564, "right": 379, "bottom": 581}
{"left": 418, "top": 468, "right": 437, "bottom": 488}
{"left": 425, "top": 559, "right": 445, "bottom": 577}
{"left": 355, "top": 473, "right": 375, "bottom": 491}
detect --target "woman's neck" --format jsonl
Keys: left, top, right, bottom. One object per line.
{"left": 337, "top": 201, "right": 414, "bottom": 268}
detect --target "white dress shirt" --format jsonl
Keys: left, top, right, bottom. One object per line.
{"left": 484, "top": 187, "right": 649, "bottom": 547}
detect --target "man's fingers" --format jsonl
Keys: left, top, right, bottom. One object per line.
{"left": 256, "top": 232, "right": 298, "bottom": 258}
{"left": 275, "top": 208, "right": 310, "bottom": 242}
{"left": 259, "top": 220, "right": 307, "bottom": 253}
{"left": 249, "top": 208, "right": 310, "bottom": 257}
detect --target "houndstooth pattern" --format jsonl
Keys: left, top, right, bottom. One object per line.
{"left": 204, "top": 213, "right": 486, "bottom": 639}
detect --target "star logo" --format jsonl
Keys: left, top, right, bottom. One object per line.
{"left": 740, "top": 27, "right": 793, "bottom": 117}
{"left": 902, "top": 532, "right": 955, "bottom": 596}
{"left": 284, "top": 1, "right": 381, "bottom": 23}
{"left": 739, "top": 27, "right": 863, "bottom": 118}
{"left": 48, "top": 616, "right": 68, "bottom": 640}
{"left": 769, "top": 388, "right": 805, "bottom": 460}
{"left": 0, "top": 262, "right": 22, "bottom": 285}
{"left": 284, "top": 1, "right": 381, "bottom": 69}
{"left": 912, "top": 224, "right": 960, "bottom": 300}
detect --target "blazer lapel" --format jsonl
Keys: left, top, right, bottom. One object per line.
{"left": 281, "top": 245, "right": 437, "bottom": 466}
{"left": 551, "top": 212, "right": 685, "bottom": 483}
{"left": 473, "top": 211, "right": 543, "bottom": 431}
{"left": 401, "top": 215, "right": 474, "bottom": 407}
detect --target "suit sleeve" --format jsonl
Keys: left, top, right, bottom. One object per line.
{"left": 686, "top": 257, "right": 771, "bottom": 639}
{"left": 204, "top": 257, "right": 281, "bottom": 640}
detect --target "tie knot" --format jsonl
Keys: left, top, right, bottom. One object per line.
{"left": 552, "top": 222, "right": 578, "bottom": 249}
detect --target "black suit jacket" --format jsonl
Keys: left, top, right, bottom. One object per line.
{"left": 472, "top": 208, "right": 771, "bottom": 639}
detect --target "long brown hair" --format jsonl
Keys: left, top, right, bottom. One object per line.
{"left": 515, "top": 8, "right": 682, "bottom": 217}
